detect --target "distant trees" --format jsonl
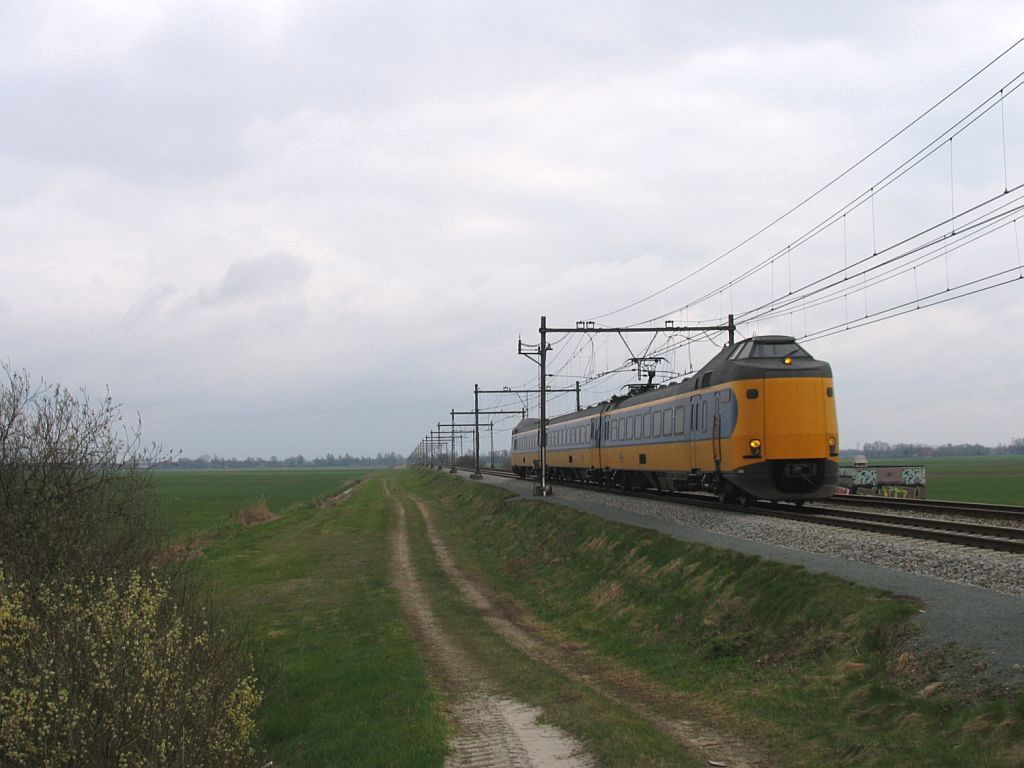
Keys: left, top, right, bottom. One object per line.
{"left": 0, "top": 366, "right": 260, "bottom": 767}
{"left": 859, "top": 440, "right": 1024, "bottom": 458}
{"left": 158, "top": 450, "right": 404, "bottom": 470}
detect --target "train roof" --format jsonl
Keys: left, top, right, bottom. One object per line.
{"left": 512, "top": 336, "right": 832, "bottom": 432}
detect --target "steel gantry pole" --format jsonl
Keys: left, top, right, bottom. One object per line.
{"left": 450, "top": 412, "right": 457, "bottom": 473}
{"left": 473, "top": 384, "right": 481, "bottom": 479}
{"left": 539, "top": 315, "right": 549, "bottom": 496}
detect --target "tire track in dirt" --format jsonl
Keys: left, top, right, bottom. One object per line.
{"left": 386, "top": 485, "right": 592, "bottom": 768}
{"left": 412, "top": 496, "right": 768, "bottom": 768}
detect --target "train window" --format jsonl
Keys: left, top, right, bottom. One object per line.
{"left": 700, "top": 372, "right": 713, "bottom": 388}
{"left": 729, "top": 340, "right": 753, "bottom": 359}
{"left": 643, "top": 413, "right": 651, "bottom": 438}
{"left": 664, "top": 408, "right": 673, "bottom": 434}
{"left": 604, "top": 421, "right": 609, "bottom": 440}
{"left": 674, "top": 405, "right": 685, "bottom": 434}
{"left": 653, "top": 412, "right": 662, "bottom": 437}
{"left": 701, "top": 402, "right": 708, "bottom": 432}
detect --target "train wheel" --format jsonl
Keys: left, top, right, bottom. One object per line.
{"left": 717, "top": 484, "right": 736, "bottom": 505}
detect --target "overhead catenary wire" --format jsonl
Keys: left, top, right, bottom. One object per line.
{"left": 585, "top": 37, "right": 1024, "bottom": 325}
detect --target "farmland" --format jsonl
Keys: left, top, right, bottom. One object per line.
{"left": 152, "top": 467, "right": 1024, "bottom": 766}
{"left": 845, "top": 456, "right": 1024, "bottom": 505}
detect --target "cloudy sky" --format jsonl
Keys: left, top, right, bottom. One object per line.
{"left": 3, "top": 1, "right": 1024, "bottom": 459}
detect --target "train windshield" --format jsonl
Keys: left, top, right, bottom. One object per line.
{"left": 730, "top": 340, "right": 812, "bottom": 359}
{"left": 752, "top": 341, "right": 810, "bottom": 358}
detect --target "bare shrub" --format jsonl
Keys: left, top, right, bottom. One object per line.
{"left": 0, "top": 365, "right": 163, "bottom": 585}
{"left": 236, "top": 497, "right": 275, "bottom": 526}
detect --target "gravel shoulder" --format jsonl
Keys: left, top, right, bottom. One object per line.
{"left": 467, "top": 472, "right": 1024, "bottom": 686}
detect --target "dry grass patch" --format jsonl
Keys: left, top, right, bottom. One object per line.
{"left": 236, "top": 498, "right": 277, "bottom": 527}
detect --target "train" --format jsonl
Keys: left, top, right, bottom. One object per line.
{"left": 510, "top": 335, "right": 839, "bottom": 504}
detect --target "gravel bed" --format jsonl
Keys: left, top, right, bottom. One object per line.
{"left": 816, "top": 499, "right": 1024, "bottom": 530}
{"left": 482, "top": 475, "right": 1024, "bottom": 599}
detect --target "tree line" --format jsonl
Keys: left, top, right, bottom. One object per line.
{"left": 855, "top": 438, "right": 1024, "bottom": 458}
{"left": 156, "top": 450, "right": 404, "bottom": 470}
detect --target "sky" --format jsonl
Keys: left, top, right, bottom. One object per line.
{"left": 2, "top": 1, "right": 1024, "bottom": 459}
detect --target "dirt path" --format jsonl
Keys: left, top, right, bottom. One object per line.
{"left": 386, "top": 485, "right": 592, "bottom": 768}
{"left": 411, "top": 496, "right": 768, "bottom": 768}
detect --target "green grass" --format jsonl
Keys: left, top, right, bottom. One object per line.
{"left": 392, "top": 482, "right": 706, "bottom": 767}
{"left": 400, "top": 469, "right": 1024, "bottom": 767}
{"left": 844, "top": 456, "right": 1024, "bottom": 505}
{"left": 194, "top": 475, "right": 448, "bottom": 767}
{"left": 152, "top": 468, "right": 369, "bottom": 539}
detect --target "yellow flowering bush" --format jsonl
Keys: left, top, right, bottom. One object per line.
{"left": 0, "top": 566, "right": 261, "bottom": 767}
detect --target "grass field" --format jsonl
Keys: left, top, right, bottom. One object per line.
{"left": 152, "top": 468, "right": 368, "bottom": 539}
{"left": 844, "top": 456, "right": 1024, "bottom": 505}
{"left": 152, "top": 467, "right": 1024, "bottom": 766}
{"left": 155, "top": 469, "right": 448, "bottom": 767}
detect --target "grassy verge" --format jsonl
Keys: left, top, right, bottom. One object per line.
{"left": 173, "top": 474, "right": 447, "bottom": 767}
{"left": 399, "top": 469, "right": 1024, "bottom": 767}
{"left": 392, "top": 482, "right": 705, "bottom": 767}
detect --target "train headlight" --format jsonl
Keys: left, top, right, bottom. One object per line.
{"left": 828, "top": 436, "right": 838, "bottom": 456}
{"left": 748, "top": 438, "right": 762, "bottom": 457}
{"left": 783, "top": 357, "right": 792, "bottom": 365}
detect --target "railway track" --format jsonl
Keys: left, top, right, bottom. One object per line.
{"left": 826, "top": 493, "right": 1024, "bottom": 522}
{"left": 440, "top": 465, "right": 1024, "bottom": 554}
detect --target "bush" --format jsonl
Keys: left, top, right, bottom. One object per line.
{"left": 0, "top": 366, "right": 162, "bottom": 585}
{"left": 0, "top": 366, "right": 263, "bottom": 766}
{"left": 0, "top": 567, "right": 260, "bottom": 767}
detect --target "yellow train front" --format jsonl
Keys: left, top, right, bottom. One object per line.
{"left": 510, "top": 335, "right": 839, "bottom": 503}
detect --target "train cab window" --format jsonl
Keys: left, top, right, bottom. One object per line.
{"left": 700, "top": 372, "right": 713, "bottom": 388}
{"left": 751, "top": 341, "right": 811, "bottom": 358}
{"left": 728, "top": 341, "right": 753, "bottom": 359}
{"left": 674, "top": 405, "right": 685, "bottom": 434}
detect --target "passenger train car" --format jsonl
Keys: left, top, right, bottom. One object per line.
{"left": 510, "top": 336, "right": 839, "bottom": 504}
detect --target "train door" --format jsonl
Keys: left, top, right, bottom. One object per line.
{"left": 712, "top": 392, "right": 722, "bottom": 473}
{"left": 688, "top": 394, "right": 701, "bottom": 470}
